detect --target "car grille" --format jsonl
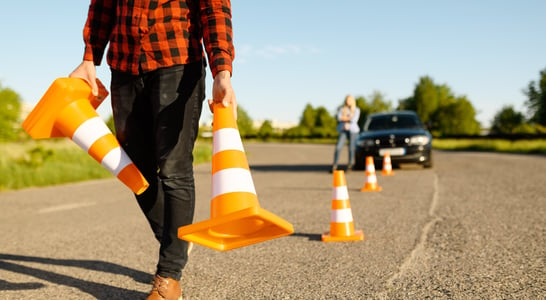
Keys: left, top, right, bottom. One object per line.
{"left": 376, "top": 136, "right": 408, "bottom": 147}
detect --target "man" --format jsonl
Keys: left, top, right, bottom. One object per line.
{"left": 70, "top": 1, "right": 236, "bottom": 299}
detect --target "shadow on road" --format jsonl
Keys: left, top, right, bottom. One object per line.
{"left": 0, "top": 253, "right": 149, "bottom": 299}
{"left": 0, "top": 278, "right": 44, "bottom": 291}
{"left": 289, "top": 232, "right": 322, "bottom": 241}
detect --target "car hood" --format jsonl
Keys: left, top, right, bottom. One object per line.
{"left": 359, "top": 128, "right": 430, "bottom": 139}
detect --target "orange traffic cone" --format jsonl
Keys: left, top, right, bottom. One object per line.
{"left": 22, "top": 78, "right": 149, "bottom": 195}
{"left": 178, "top": 103, "right": 294, "bottom": 251}
{"left": 381, "top": 152, "right": 395, "bottom": 176}
{"left": 360, "top": 156, "right": 382, "bottom": 192}
{"left": 322, "top": 170, "right": 364, "bottom": 242}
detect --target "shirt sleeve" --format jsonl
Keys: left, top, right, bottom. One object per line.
{"left": 83, "top": 0, "right": 116, "bottom": 65}
{"left": 200, "top": 0, "right": 235, "bottom": 78}
{"left": 351, "top": 109, "right": 360, "bottom": 123}
{"left": 350, "top": 108, "right": 361, "bottom": 132}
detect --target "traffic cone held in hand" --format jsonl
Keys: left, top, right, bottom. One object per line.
{"left": 322, "top": 170, "right": 364, "bottom": 242}
{"left": 360, "top": 156, "right": 382, "bottom": 192}
{"left": 178, "top": 103, "right": 294, "bottom": 251}
{"left": 22, "top": 78, "right": 149, "bottom": 195}
{"left": 381, "top": 152, "right": 395, "bottom": 176}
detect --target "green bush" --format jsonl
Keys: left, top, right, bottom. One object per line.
{"left": 0, "top": 139, "right": 213, "bottom": 191}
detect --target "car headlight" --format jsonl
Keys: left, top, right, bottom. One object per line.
{"left": 408, "top": 135, "right": 430, "bottom": 146}
{"left": 357, "top": 139, "right": 376, "bottom": 147}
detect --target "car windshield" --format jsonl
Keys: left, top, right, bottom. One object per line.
{"left": 365, "top": 114, "right": 422, "bottom": 131}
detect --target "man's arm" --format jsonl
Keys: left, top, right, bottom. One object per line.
{"left": 70, "top": 0, "right": 116, "bottom": 95}
{"left": 200, "top": 0, "right": 237, "bottom": 117}
{"left": 200, "top": 0, "right": 235, "bottom": 78}
{"left": 83, "top": 0, "right": 116, "bottom": 66}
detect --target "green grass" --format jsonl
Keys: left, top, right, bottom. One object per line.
{"left": 2, "top": 138, "right": 544, "bottom": 191}
{"left": 0, "top": 139, "right": 212, "bottom": 191}
{"left": 433, "top": 138, "right": 546, "bottom": 155}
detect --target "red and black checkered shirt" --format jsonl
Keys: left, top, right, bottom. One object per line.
{"left": 82, "top": 0, "right": 234, "bottom": 77}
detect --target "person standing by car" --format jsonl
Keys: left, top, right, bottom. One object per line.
{"left": 69, "top": 1, "right": 236, "bottom": 299}
{"left": 332, "top": 95, "right": 360, "bottom": 173}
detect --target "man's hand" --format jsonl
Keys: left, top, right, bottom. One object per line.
{"left": 208, "top": 70, "right": 237, "bottom": 120}
{"left": 69, "top": 60, "right": 98, "bottom": 96}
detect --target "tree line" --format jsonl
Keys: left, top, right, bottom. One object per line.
{"left": 1, "top": 67, "right": 545, "bottom": 142}
{"left": 247, "top": 67, "right": 546, "bottom": 139}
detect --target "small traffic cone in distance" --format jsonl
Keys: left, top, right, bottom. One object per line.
{"left": 22, "top": 78, "right": 149, "bottom": 195}
{"left": 360, "top": 156, "right": 382, "bottom": 192}
{"left": 381, "top": 152, "right": 395, "bottom": 176}
{"left": 178, "top": 103, "right": 294, "bottom": 251}
{"left": 322, "top": 170, "right": 364, "bottom": 242}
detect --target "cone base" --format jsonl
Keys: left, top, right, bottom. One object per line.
{"left": 360, "top": 186, "right": 382, "bottom": 192}
{"left": 178, "top": 206, "right": 294, "bottom": 251}
{"left": 117, "top": 164, "right": 149, "bottom": 195}
{"left": 321, "top": 229, "right": 364, "bottom": 242}
{"left": 22, "top": 78, "right": 108, "bottom": 139}
{"left": 381, "top": 171, "right": 394, "bottom": 176}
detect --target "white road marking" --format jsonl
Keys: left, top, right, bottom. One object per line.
{"left": 38, "top": 202, "right": 96, "bottom": 214}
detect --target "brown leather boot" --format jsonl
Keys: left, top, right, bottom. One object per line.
{"left": 146, "top": 275, "right": 182, "bottom": 300}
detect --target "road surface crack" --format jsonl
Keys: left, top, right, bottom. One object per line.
{"left": 382, "top": 171, "right": 442, "bottom": 293}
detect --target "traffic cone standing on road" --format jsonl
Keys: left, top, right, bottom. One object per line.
{"left": 22, "top": 78, "right": 149, "bottom": 195}
{"left": 360, "top": 156, "right": 382, "bottom": 192}
{"left": 322, "top": 170, "right": 364, "bottom": 242}
{"left": 178, "top": 103, "right": 294, "bottom": 251}
{"left": 381, "top": 152, "right": 395, "bottom": 176}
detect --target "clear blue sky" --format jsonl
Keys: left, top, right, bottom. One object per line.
{"left": 1, "top": 1, "right": 545, "bottom": 128}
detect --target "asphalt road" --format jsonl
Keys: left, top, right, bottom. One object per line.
{"left": 0, "top": 143, "right": 544, "bottom": 299}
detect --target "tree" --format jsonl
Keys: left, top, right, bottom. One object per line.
{"left": 490, "top": 105, "right": 525, "bottom": 134}
{"left": 285, "top": 103, "right": 336, "bottom": 138}
{"left": 413, "top": 76, "right": 440, "bottom": 124}
{"left": 433, "top": 96, "right": 481, "bottom": 135}
{"left": 257, "top": 120, "right": 274, "bottom": 140}
{"left": 236, "top": 105, "right": 255, "bottom": 138}
{"left": 311, "top": 106, "right": 337, "bottom": 137}
{"left": 523, "top": 67, "right": 546, "bottom": 126}
{"left": 399, "top": 76, "right": 481, "bottom": 136}
{"left": 0, "top": 83, "right": 23, "bottom": 142}
{"left": 299, "top": 104, "right": 317, "bottom": 128}
{"left": 368, "top": 91, "right": 392, "bottom": 113}
{"left": 397, "top": 96, "right": 415, "bottom": 111}
{"left": 354, "top": 92, "right": 392, "bottom": 129}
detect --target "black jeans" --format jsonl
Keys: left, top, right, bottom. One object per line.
{"left": 110, "top": 62, "right": 205, "bottom": 280}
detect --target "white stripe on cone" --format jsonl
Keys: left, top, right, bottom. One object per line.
{"left": 366, "top": 175, "right": 378, "bottom": 184}
{"left": 71, "top": 117, "right": 110, "bottom": 152}
{"left": 101, "top": 147, "right": 132, "bottom": 176}
{"left": 212, "top": 168, "right": 257, "bottom": 198}
{"left": 332, "top": 186, "right": 349, "bottom": 200}
{"left": 331, "top": 208, "right": 354, "bottom": 223}
{"left": 70, "top": 116, "right": 134, "bottom": 176}
{"left": 213, "top": 128, "right": 245, "bottom": 154}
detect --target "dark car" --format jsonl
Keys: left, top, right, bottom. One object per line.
{"left": 354, "top": 111, "right": 432, "bottom": 170}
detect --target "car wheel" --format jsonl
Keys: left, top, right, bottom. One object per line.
{"left": 422, "top": 157, "right": 433, "bottom": 168}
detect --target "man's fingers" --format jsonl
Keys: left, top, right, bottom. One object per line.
{"left": 90, "top": 82, "right": 99, "bottom": 96}
{"left": 208, "top": 98, "right": 214, "bottom": 113}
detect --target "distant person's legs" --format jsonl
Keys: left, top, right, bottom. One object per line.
{"left": 348, "top": 132, "right": 359, "bottom": 171}
{"left": 333, "top": 131, "right": 348, "bottom": 172}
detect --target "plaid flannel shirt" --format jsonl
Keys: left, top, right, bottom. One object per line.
{"left": 82, "top": 0, "right": 234, "bottom": 77}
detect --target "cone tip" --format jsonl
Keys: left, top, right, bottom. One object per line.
{"left": 333, "top": 170, "right": 347, "bottom": 187}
